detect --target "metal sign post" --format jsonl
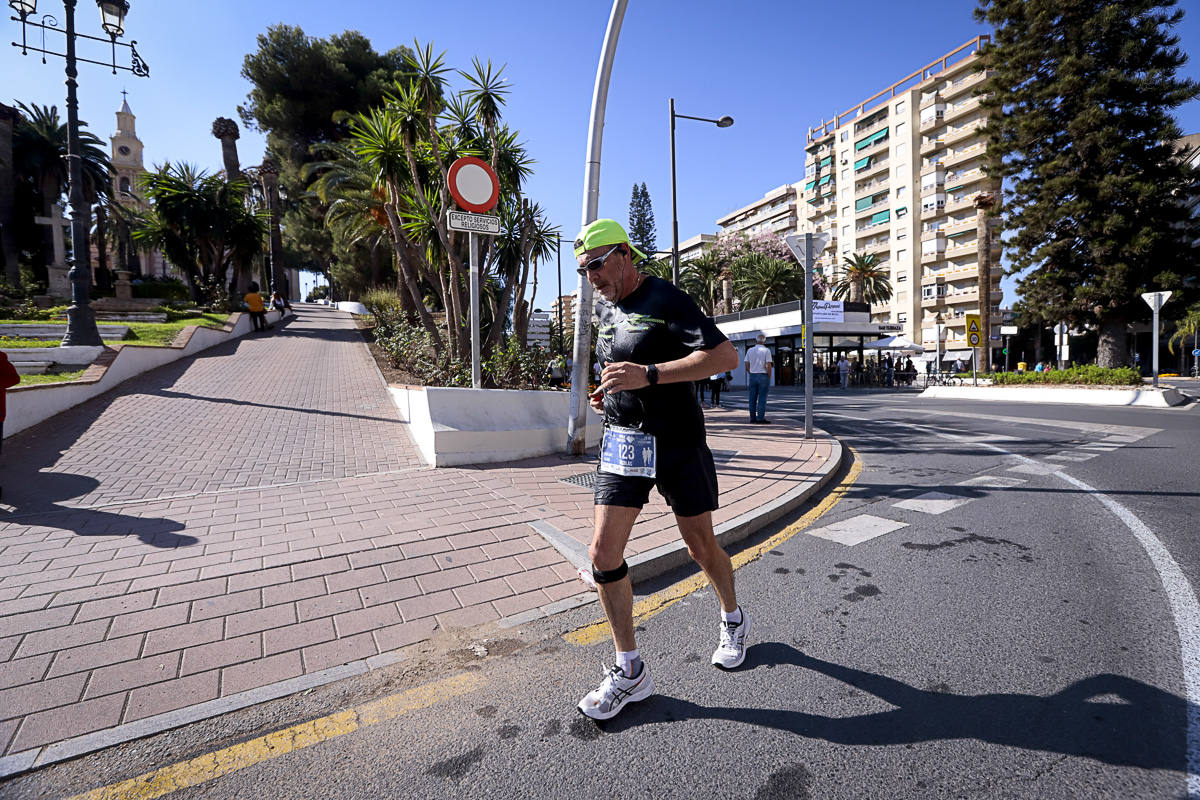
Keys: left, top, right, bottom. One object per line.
{"left": 785, "top": 232, "right": 827, "bottom": 439}
{"left": 1141, "top": 291, "right": 1172, "bottom": 389}
{"left": 446, "top": 157, "right": 501, "bottom": 391}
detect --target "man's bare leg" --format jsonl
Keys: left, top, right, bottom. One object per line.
{"left": 590, "top": 504, "right": 640, "bottom": 652}
{"left": 677, "top": 511, "right": 737, "bottom": 613}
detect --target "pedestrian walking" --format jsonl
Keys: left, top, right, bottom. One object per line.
{"left": 0, "top": 351, "right": 19, "bottom": 502}
{"left": 572, "top": 219, "right": 745, "bottom": 721}
{"left": 244, "top": 282, "right": 269, "bottom": 332}
{"left": 838, "top": 354, "right": 851, "bottom": 390}
{"left": 745, "top": 334, "right": 773, "bottom": 424}
{"left": 708, "top": 371, "right": 727, "bottom": 409}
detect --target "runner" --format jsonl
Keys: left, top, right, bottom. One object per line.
{"left": 572, "top": 219, "right": 746, "bottom": 721}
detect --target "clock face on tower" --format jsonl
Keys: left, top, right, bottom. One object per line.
{"left": 118, "top": 145, "right": 131, "bottom": 156}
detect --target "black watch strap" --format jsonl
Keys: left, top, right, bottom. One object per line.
{"left": 645, "top": 364, "right": 659, "bottom": 385}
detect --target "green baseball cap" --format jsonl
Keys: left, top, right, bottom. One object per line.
{"left": 573, "top": 218, "right": 647, "bottom": 263}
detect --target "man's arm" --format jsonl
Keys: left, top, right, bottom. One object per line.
{"left": 598, "top": 340, "right": 738, "bottom": 393}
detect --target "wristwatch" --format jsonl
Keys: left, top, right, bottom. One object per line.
{"left": 645, "top": 364, "right": 659, "bottom": 386}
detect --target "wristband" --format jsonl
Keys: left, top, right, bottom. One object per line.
{"left": 645, "top": 364, "right": 659, "bottom": 386}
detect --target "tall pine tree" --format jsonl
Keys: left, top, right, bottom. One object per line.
{"left": 628, "top": 182, "right": 657, "bottom": 260}
{"left": 976, "top": 0, "right": 1200, "bottom": 366}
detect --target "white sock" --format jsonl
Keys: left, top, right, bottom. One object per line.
{"left": 616, "top": 649, "right": 641, "bottom": 676}
{"left": 721, "top": 606, "right": 743, "bottom": 626}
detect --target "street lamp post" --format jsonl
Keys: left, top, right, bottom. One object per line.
{"left": 669, "top": 99, "right": 732, "bottom": 286}
{"left": 934, "top": 311, "right": 945, "bottom": 381}
{"left": 9, "top": 0, "right": 149, "bottom": 347}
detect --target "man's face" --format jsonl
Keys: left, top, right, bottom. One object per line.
{"left": 577, "top": 243, "right": 631, "bottom": 302}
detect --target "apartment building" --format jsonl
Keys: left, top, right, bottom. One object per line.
{"left": 716, "top": 184, "right": 800, "bottom": 239}
{"left": 550, "top": 292, "right": 576, "bottom": 339}
{"left": 800, "top": 36, "right": 1002, "bottom": 363}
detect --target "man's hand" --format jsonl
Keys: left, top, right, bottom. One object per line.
{"left": 599, "top": 362, "right": 650, "bottom": 394}
{"left": 588, "top": 387, "right": 604, "bottom": 413}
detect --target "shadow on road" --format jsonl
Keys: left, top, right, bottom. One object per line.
{"left": 608, "top": 642, "right": 1190, "bottom": 773}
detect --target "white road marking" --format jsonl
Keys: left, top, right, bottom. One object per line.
{"left": 893, "top": 491, "right": 973, "bottom": 515}
{"left": 806, "top": 514, "right": 908, "bottom": 546}
{"left": 956, "top": 475, "right": 1027, "bottom": 489}
{"left": 1045, "top": 453, "right": 1098, "bottom": 462}
{"left": 1007, "top": 462, "right": 1060, "bottom": 475}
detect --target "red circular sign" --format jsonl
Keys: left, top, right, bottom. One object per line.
{"left": 447, "top": 156, "right": 500, "bottom": 213}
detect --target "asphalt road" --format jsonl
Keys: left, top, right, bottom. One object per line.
{"left": 5, "top": 389, "right": 1198, "bottom": 800}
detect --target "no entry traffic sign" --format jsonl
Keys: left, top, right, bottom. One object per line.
{"left": 447, "top": 156, "right": 500, "bottom": 213}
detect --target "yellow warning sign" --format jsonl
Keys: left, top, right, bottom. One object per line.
{"left": 965, "top": 314, "right": 981, "bottom": 333}
{"left": 968, "top": 332, "right": 982, "bottom": 347}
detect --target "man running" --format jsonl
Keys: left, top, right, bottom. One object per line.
{"left": 572, "top": 219, "right": 746, "bottom": 721}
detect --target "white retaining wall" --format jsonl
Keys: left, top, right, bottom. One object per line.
{"left": 388, "top": 385, "right": 603, "bottom": 466}
{"left": 920, "top": 385, "right": 1185, "bottom": 407}
{"left": 3, "top": 310, "right": 289, "bottom": 438}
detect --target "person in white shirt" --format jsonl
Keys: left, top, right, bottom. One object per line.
{"left": 838, "top": 355, "right": 851, "bottom": 390}
{"left": 744, "top": 334, "right": 773, "bottom": 423}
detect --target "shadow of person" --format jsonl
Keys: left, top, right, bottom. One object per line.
{"left": 0, "top": 468, "right": 196, "bottom": 549}
{"left": 603, "top": 642, "right": 1189, "bottom": 773}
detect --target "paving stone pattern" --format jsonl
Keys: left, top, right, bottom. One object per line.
{"left": 0, "top": 307, "right": 832, "bottom": 758}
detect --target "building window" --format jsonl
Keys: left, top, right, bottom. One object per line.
{"left": 897, "top": 249, "right": 907, "bottom": 262}
{"left": 896, "top": 122, "right": 906, "bottom": 137}
{"left": 896, "top": 143, "right": 907, "bottom": 157}
{"left": 896, "top": 101, "right": 906, "bottom": 114}
{"left": 841, "top": 131, "right": 848, "bottom": 141}
{"left": 897, "top": 272, "right": 908, "bottom": 282}
{"left": 898, "top": 312, "right": 908, "bottom": 323}
{"left": 841, "top": 169, "right": 848, "bottom": 181}
{"left": 119, "top": 177, "right": 131, "bottom": 194}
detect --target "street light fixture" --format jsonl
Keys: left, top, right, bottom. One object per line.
{"left": 669, "top": 98, "right": 733, "bottom": 286}
{"left": 9, "top": 0, "right": 149, "bottom": 346}
{"left": 934, "top": 310, "right": 945, "bottom": 379}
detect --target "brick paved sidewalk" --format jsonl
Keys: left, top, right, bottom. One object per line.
{"left": 0, "top": 306, "right": 838, "bottom": 772}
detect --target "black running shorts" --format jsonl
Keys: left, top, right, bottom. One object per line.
{"left": 593, "top": 442, "right": 720, "bottom": 518}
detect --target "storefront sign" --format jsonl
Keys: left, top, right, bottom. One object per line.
{"left": 811, "top": 300, "right": 844, "bottom": 323}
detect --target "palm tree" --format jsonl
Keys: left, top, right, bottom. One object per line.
{"left": 133, "top": 162, "right": 265, "bottom": 302}
{"left": 680, "top": 252, "right": 724, "bottom": 315}
{"left": 733, "top": 253, "right": 804, "bottom": 309}
{"left": 12, "top": 102, "right": 111, "bottom": 284}
{"left": 1168, "top": 303, "right": 1200, "bottom": 374}
{"left": 833, "top": 252, "right": 892, "bottom": 305}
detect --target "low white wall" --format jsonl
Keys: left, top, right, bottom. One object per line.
{"left": 388, "top": 385, "right": 604, "bottom": 466}
{"left": 4, "top": 346, "right": 103, "bottom": 366}
{"left": 4, "top": 310, "right": 289, "bottom": 438}
{"left": 336, "top": 301, "right": 368, "bottom": 316}
{"left": 920, "top": 385, "right": 1185, "bottom": 407}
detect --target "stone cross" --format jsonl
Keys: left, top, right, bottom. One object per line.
{"left": 33, "top": 202, "right": 73, "bottom": 297}
{"left": 33, "top": 202, "right": 69, "bottom": 267}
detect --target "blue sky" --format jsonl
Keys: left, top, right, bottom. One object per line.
{"left": 7, "top": 0, "right": 1200, "bottom": 308}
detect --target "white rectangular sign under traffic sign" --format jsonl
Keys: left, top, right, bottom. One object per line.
{"left": 447, "top": 211, "right": 501, "bottom": 234}
{"left": 1000, "top": 325, "right": 1019, "bottom": 335}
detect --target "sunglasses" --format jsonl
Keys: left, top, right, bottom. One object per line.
{"left": 576, "top": 244, "right": 623, "bottom": 276}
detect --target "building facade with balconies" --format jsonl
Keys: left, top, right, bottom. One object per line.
{"left": 801, "top": 36, "right": 1002, "bottom": 363}
{"left": 715, "top": 184, "right": 800, "bottom": 240}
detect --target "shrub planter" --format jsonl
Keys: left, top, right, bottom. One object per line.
{"left": 920, "top": 384, "right": 1185, "bottom": 407}
{"left": 388, "top": 384, "right": 603, "bottom": 466}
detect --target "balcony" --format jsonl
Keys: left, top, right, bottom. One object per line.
{"left": 944, "top": 141, "right": 987, "bottom": 167}
{"left": 919, "top": 170, "right": 945, "bottom": 195}
{"left": 855, "top": 135, "right": 891, "bottom": 160}
{"left": 853, "top": 111, "right": 889, "bottom": 138}
{"left": 945, "top": 166, "right": 988, "bottom": 189}
{"left": 943, "top": 215, "right": 976, "bottom": 236}
{"left": 855, "top": 199, "right": 890, "bottom": 220}
{"left": 942, "top": 68, "right": 989, "bottom": 100}
{"left": 862, "top": 236, "right": 890, "bottom": 255}
{"left": 920, "top": 136, "right": 945, "bottom": 156}
{"left": 919, "top": 109, "right": 945, "bottom": 133}
{"left": 945, "top": 193, "right": 977, "bottom": 214}
{"left": 944, "top": 94, "right": 983, "bottom": 123}
{"left": 943, "top": 118, "right": 986, "bottom": 147}
{"left": 854, "top": 156, "right": 890, "bottom": 180}
{"left": 921, "top": 247, "right": 945, "bottom": 265}
{"left": 854, "top": 175, "right": 890, "bottom": 199}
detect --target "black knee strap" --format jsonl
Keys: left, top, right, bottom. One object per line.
{"left": 592, "top": 560, "right": 628, "bottom": 584}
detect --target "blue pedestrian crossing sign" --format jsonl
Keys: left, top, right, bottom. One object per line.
{"left": 1193, "top": 349, "right": 1200, "bottom": 357}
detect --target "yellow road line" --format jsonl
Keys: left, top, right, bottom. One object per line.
{"left": 564, "top": 451, "right": 862, "bottom": 646}
{"left": 68, "top": 672, "right": 484, "bottom": 800}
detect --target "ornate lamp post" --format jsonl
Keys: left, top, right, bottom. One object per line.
{"left": 258, "top": 157, "right": 286, "bottom": 301}
{"left": 9, "top": 0, "right": 149, "bottom": 346}
{"left": 669, "top": 99, "right": 732, "bottom": 286}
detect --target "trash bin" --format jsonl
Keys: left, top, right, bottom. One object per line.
{"left": 1017, "top": 361, "right": 1028, "bottom": 373}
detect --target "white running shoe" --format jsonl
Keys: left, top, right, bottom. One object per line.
{"left": 577, "top": 663, "right": 654, "bottom": 720}
{"left": 711, "top": 609, "right": 751, "bottom": 669}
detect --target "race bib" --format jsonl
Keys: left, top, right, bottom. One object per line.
{"left": 599, "top": 425, "right": 657, "bottom": 478}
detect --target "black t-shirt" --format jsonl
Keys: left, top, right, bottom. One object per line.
{"left": 595, "top": 275, "right": 728, "bottom": 445}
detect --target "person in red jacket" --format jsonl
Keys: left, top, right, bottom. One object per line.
{"left": 0, "top": 351, "right": 19, "bottom": 501}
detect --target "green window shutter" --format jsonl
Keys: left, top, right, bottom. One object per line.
{"left": 872, "top": 191, "right": 889, "bottom": 204}
{"left": 855, "top": 196, "right": 873, "bottom": 211}
{"left": 804, "top": 179, "right": 816, "bottom": 191}
{"left": 819, "top": 155, "right": 832, "bottom": 168}
{"left": 869, "top": 210, "right": 891, "bottom": 225}
{"left": 854, "top": 156, "right": 871, "bottom": 170}
{"left": 947, "top": 184, "right": 965, "bottom": 192}
{"left": 854, "top": 127, "right": 890, "bottom": 151}
{"left": 818, "top": 174, "right": 832, "bottom": 186}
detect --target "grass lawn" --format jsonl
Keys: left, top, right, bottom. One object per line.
{"left": 17, "top": 369, "right": 87, "bottom": 385}
{"left": 0, "top": 314, "right": 230, "bottom": 347}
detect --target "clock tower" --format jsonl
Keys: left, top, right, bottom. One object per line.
{"left": 110, "top": 93, "right": 145, "bottom": 206}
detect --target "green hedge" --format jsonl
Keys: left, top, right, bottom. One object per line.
{"left": 992, "top": 366, "right": 1141, "bottom": 386}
